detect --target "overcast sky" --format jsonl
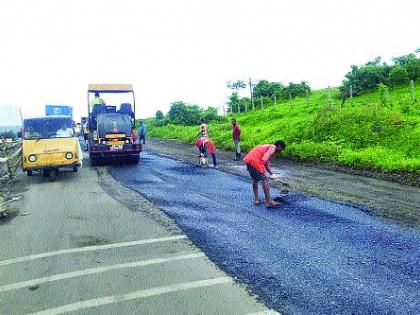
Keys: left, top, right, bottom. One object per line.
{"left": 0, "top": 0, "right": 418, "bottom": 122}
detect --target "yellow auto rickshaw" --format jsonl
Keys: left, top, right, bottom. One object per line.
{"left": 22, "top": 116, "right": 81, "bottom": 176}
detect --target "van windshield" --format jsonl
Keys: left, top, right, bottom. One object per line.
{"left": 23, "top": 118, "right": 74, "bottom": 140}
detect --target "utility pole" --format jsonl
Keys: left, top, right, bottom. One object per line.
{"left": 249, "top": 77, "right": 255, "bottom": 110}
{"left": 260, "top": 95, "right": 264, "bottom": 109}
{"left": 350, "top": 84, "right": 353, "bottom": 104}
{"left": 273, "top": 94, "right": 277, "bottom": 106}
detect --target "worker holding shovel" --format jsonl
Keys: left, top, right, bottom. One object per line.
{"left": 243, "top": 140, "right": 287, "bottom": 208}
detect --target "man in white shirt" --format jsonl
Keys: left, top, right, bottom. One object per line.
{"left": 56, "top": 123, "right": 74, "bottom": 138}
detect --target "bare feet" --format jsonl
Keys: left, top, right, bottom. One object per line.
{"left": 266, "top": 200, "right": 282, "bottom": 208}
{"left": 254, "top": 199, "right": 265, "bottom": 205}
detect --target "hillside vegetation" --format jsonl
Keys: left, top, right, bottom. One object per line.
{"left": 147, "top": 83, "right": 420, "bottom": 173}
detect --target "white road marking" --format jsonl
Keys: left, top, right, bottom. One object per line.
{"left": 0, "top": 252, "right": 204, "bottom": 293}
{"left": 244, "top": 310, "right": 281, "bottom": 315}
{"left": 29, "top": 277, "right": 233, "bottom": 315}
{"left": 0, "top": 235, "right": 187, "bottom": 267}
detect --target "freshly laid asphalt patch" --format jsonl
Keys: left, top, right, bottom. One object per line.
{"left": 111, "top": 152, "right": 420, "bottom": 315}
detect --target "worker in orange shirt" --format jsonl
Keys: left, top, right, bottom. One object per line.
{"left": 243, "top": 140, "right": 286, "bottom": 208}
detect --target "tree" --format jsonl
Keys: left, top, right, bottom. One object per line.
{"left": 185, "top": 104, "right": 201, "bottom": 125}
{"left": 168, "top": 101, "right": 189, "bottom": 125}
{"left": 366, "top": 56, "right": 382, "bottom": 66}
{"left": 227, "top": 80, "right": 247, "bottom": 112}
{"left": 405, "top": 58, "right": 420, "bottom": 81}
{"left": 270, "top": 82, "right": 284, "bottom": 97}
{"left": 340, "top": 63, "right": 388, "bottom": 97}
{"left": 389, "top": 66, "right": 409, "bottom": 86}
{"left": 227, "top": 93, "right": 240, "bottom": 113}
{"left": 340, "top": 53, "right": 420, "bottom": 97}
{"left": 252, "top": 80, "right": 272, "bottom": 98}
{"left": 167, "top": 101, "right": 221, "bottom": 125}
{"left": 155, "top": 110, "right": 164, "bottom": 120}
{"left": 0, "top": 130, "right": 16, "bottom": 139}
{"left": 392, "top": 53, "right": 416, "bottom": 66}
{"left": 252, "top": 80, "right": 285, "bottom": 98}
{"left": 282, "top": 81, "right": 310, "bottom": 99}
{"left": 202, "top": 107, "right": 219, "bottom": 122}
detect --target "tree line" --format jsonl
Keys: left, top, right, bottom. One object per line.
{"left": 154, "top": 49, "right": 419, "bottom": 124}
{"left": 227, "top": 80, "right": 311, "bottom": 113}
{"left": 340, "top": 51, "right": 420, "bottom": 98}
{"left": 154, "top": 101, "right": 223, "bottom": 126}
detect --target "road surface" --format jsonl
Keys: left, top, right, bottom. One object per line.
{"left": 111, "top": 151, "right": 420, "bottom": 315}
{"left": 0, "top": 164, "right": 275, "bottom": 314}
{"left": 145, "top": 139, "right": 420, "bottom": 228}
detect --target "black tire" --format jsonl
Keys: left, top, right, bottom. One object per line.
{"left": 90, "top": 157, "right": 97, "bottom": 166}
{"left": 72, "top": 166, "right": 78, "bottom": 172}
{"left": 26, "top": 170, "right": 33, "bottom": 176}
{"left": 43, "top": 170, "right": 50, "bottom": 177}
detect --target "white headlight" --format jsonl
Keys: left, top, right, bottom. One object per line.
{"left": 28, "top": 155, "right": 37, "bottom": 162}
{"left": 103, "top": 140, "right": 107, "bottom": 145}
{"left": 125, "top": 139, "right": 129, "bottom": 144}
{"left": 66, "top": 152, "right": 73, "bottom": 160}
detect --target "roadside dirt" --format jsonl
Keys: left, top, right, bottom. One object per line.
{"left": 0, "top": 174, "right": 27, "bottom": 222}
{"left": 145, "top": 139, "right": 420, "bottom": 229}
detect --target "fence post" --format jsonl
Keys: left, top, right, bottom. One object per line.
{"left": 410, "top": 80, "right": 415, "bottom": 103}
{"left": 328, "top": 86, "right": 332, "bottom": 105}
{"left": 306, "top": 89, "right": 309, "bottom": 107}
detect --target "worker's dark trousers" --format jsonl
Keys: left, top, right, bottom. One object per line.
{"left": 211, "top": 153, "right": 217, "bottom": 167}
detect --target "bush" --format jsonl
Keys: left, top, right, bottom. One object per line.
{"left": 390, "top": 66, "right": 409, "bottom": 87}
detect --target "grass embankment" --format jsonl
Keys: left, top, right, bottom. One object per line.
{"left": 147, "top": 84, "right": 420, "bottom": 173}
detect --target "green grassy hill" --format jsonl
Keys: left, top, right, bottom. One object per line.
{"left": 147, "top": 83, "right": 420, "bottom": 173}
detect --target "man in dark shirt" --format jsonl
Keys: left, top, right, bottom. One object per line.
{"left": 232, "top": 118, "right": 241, "bottom": 161}
{"left": 140, "top": 121, "right": 146, "bottom": 144}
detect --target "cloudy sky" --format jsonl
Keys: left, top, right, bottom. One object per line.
{"left": 0, "top": 0, "right": 418, "bottom": 122}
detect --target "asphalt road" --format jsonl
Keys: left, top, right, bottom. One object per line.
{"left": 0, "top": 163, "right": 274, "bottom": 314}
{"left": 112, "top": 151, "right": 420, "bottom": 315}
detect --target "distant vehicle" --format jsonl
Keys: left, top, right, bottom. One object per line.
{"left": 46, "top": 105, "right": 73, "bottom": 118}
{"left": 22, "top": 116, "right": 81, "bottom": 176}
{"left": 87, "top": 84, "right": 141, "bottom": 165}
{"left": 80, "top": 117, "right": 88, "bottom": 140}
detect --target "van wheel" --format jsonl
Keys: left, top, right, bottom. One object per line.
{"left": 90, "top": 157, "right": 97, "bottom": 166}
{"left": 43, "top": 170, "right": 50, "bottom": 177}
{"left": 72, "top": 166, "right": 78, "bottom": 172}
{"left": 26, "top": 170, "right": 33, "bottom": 176}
